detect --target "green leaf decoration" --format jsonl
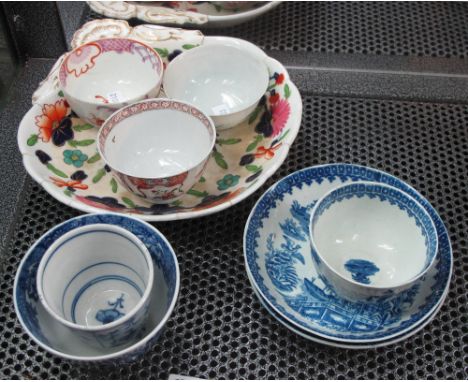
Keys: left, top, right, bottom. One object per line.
{"left": 248, "top": 106, "right": 262, "bottom": 124}
{"left": 87, "top": 152, "right": 101, "bottom": 164}
{"left": 199, "top": 176, "right": 206, "bottom": 183}
{"left": 246, "top": 135, "right": 263, "bottom": 152}
{"left": 27, "top": 134, "right": 38, "bottom": 146}
{"left": 267, "top": 82, "right": 276, "bottom": 91}
{"left": 68, "top": 139, "right": 95, "bottom": 147}
{"left": 284, "top": 84, "right": 291, "bottom": 99}
{"left": 73, "top": 124, "right": 94, "bottom": 132}
{"left": 58, "top": 90, "right": 64, "bottom": 97}
{"left": 171, "top": 200, "right": 183, "bottom": 207}
{"left": 187, "top": 189, "right": 209, "bottom": 198}
{"left": 213, "top": 3, "right": 222, "bottom": 11}
{"left": 182, "top": 44, "right": 199, "bottom": 50}
{"left": 92, "top": 168, "right": 106, "bottom": 183}
{"left": 277, "top": 128, "right": 290, "bottom": 142}
{"left": 154, "top": 47, "right": 169, "bottom": 57}
{"left": 47, "top": 163, "right": 67, "bottom": 178}
{"left": 217, "top": 138, "right": 241, "bottom": 145}
{"left": 213, "top": 151, "right": 228, "bottom": 169}
{"left": 122, "top": 197, "right": 136, "bottom": 208}
{"left": 64, "top": 189, "right": 73, "bottom": 197}
{"left": 246, "top": 164, "right": 262, "bottom": 173}
{"left": 110, "top": 178, "right": 118, "bottom": 193}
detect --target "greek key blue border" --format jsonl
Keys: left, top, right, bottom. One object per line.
{"left": 311, "top": 182, "right": 438, "bottom": 274}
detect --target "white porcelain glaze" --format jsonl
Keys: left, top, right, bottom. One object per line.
{"left": 59, "top": 38, "right": 163, "bottom": 126}
{"left": 97, "top": 98, "right": 216, "bottom": 203}
{"left": 309, "top": 181, "right": 438, "bottom": 301}
{"left": 163, "top": 44, "right": 269, "bottom": 129}
{"left": 37, "top": 224, "right": 153, "bottom": 349}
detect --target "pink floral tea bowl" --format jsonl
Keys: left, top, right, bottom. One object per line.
{"left": 59, "top": 38, "right": 163, "bottom": 127}
{"left": 97, "top": 99, "right": 216, "bottom": 203}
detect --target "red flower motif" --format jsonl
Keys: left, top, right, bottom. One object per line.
{"left": 275, "top": 73, "right": 285, "bottom": 85}
{"left": 50, "top": 177, "right": 88, "bottom": 190}
{"left": 35, "top": 100, "right": 69, "bottom": 142}
{"left": 269, "top": 93, "right": 280, "bottom": 105}
{"left": 255, "top": 143, "right": 282, "bottom": 160}
{"left": 271, "top": 99, "right": 290, "bottom": 137}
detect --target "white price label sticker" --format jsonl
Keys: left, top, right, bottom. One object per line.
{"left": 107, "top": 91, "right": 124, "bottom": 103}
{"left": 211, "top": 104, "right": 231, "bottom": 115}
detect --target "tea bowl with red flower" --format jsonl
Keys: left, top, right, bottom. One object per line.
{"left": 163, "top": 44, "right": 269, "bottom": 130}
{"left": 59, "top": 37, "right": 164, "bottom": 127}
{"left": 97, "top": 98, "right": 216, "bottom": 203}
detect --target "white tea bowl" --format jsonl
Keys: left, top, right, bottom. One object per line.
{"left": 163, "top": 44, "right": 269, "bottom": 130}
{"left": 309, "top": 181, "right": 438, "bottom": 301}
{"left": 97, "top": 98, "right": 216, "bottom": 203}
{"left": 59, "top": 37, "right": 163, "bottom": 126}
{"left": 36, "top": 223, "right": 154, "bottom": 349}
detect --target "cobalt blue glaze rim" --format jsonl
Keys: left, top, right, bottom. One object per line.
{"left": 13, "top": 213, "right": 180, "bottom": 362}
{"left": 244, "top": 163, "right": 453, "bottom": 342}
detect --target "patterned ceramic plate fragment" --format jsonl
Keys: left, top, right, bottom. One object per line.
{"left": 87, "top": 1, "right": 281, "bottom": 28}
{"left": 18, "top": 30, "right": 302, "bottom": 221}
{"left": 244, "top": 164, "right": 452, "bottom": 343}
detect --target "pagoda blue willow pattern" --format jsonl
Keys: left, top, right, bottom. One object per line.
{"left": 265, "top": 201, "right": 421, "bottom": 332}
{"left": 244, "top": 164, "right": 452, "bottom": 341}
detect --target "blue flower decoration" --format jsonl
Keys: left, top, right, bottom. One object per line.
{"left": 216, "top": 174, "right": 240, "bottom": 191}
{"left": 63, "top": 149, "right": 88, "bottom": 168}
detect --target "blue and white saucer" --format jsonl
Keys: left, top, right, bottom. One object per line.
{"left": 244, "top": 164, "right": 452, "bottom": 343}
{"left": 247, "top": 271, "right": 447, "bottom": 349}
{"left": 14, "top": 213, "right": 180, "bottom": 362}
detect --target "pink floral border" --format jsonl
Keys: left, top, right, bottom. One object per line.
{"left": 98, "top": 99, "right": 214, "bottom": 156}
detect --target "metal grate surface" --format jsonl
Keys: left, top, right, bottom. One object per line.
{"left": 83, "top": 2, "right": 468, "bottom": 58}
{"left": 1, "top": 95, "right": 467, "bottom": 379}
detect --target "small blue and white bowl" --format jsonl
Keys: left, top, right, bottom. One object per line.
{"left": 14, "top": 213, "right": 179, "bottom": 363}
{"left": 36, "top": 224, "right": 154, "bottom": 349}
{"left": 309, "top": 181, "right": 438, "bottom": 301}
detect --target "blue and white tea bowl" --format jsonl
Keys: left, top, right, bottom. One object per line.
{"left": 309, "top": 181, "right": 438, "bottom": 302}
{"left": 244, "top": 163, "right": 452, "bottom": 343}
{"left": 37, "top": 224, "right": 154, "bottom": 349}
{"left": 14, "top": 213, "right": 179, "bottom": 363}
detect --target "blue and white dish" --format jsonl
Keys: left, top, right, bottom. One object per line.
{"left": 244, "top": 163, "right": 452, "bottom": 343}
{"left": 37, "top": 224, "right": 154, "bottom": 349}
{"left": 248, "top": 270, "right": 447, "bottom": 349}
{"left": 309, "top": 181, "right": 438, "bottom": 302}
{"left": 14, "top": 213, "right": 179, "bottom": 362}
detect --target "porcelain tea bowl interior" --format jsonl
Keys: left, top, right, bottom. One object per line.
{"left": 97, "top": 98, "right": 216, "bottom": 203}
{"left": 59, "top": 37, "right": 163, "bottom": 126}
{"left": 309, "top": 181, "right": 438, "bottom": 302}
{"left": 36, "top": 223, "right": 154, "bottom": 349}
{"left": 15, "top": 213, "right": 180, "bottom": 362}
{"left": 163, "top": 44, "right": 269, "bottom": 130}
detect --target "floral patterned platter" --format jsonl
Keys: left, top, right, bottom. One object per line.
{"left": 87, "top": 1, "right": 281, "bottom": 28}
{"left": 19, "top": 19, "right": 302, "bottom": 222}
